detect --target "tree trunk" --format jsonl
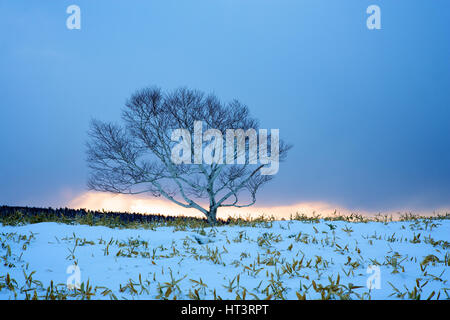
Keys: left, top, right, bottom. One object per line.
{"left": 206, "top": 207, "right": 217, "bottom": 225}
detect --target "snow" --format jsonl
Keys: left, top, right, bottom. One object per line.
{"left": 0, "top": 219, "right": 449, "bottom": 299}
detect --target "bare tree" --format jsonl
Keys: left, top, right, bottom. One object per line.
{"left": 87, "top": 87, "right": 291, "bottom": 224}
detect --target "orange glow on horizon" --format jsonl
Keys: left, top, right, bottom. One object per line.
{"left": 69, "top": 191, "right": 382, "bottom": 220}
{"left": 68, "top": 192, "right": 449, "bottom": 220}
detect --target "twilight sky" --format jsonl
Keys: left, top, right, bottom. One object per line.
{"left": 1, "top": 1, "right": 449, "bottom": 216}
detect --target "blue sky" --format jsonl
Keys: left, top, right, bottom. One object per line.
{"left": 0, "top": 1, "right": 449, "bottom": 213}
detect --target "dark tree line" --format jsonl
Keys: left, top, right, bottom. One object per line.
{"left": 0, "top": 205, "right": 227, "bottom": 225}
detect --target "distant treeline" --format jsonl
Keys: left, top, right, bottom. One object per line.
{"left": 0, "top": 205, "right": 221, "bottom": 225}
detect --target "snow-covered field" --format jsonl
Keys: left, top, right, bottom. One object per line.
{"left": 1, "top": 218, "right": 449, "bottom": 299}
